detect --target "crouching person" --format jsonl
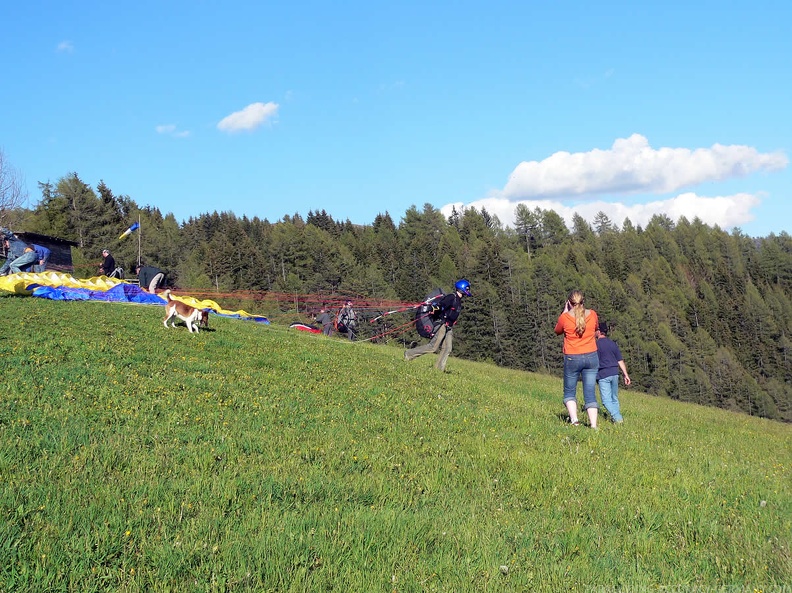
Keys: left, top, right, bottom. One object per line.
{"left": 0, "top": 234, "right": 37, "bottom": 275}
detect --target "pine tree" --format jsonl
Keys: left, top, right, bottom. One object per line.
{"left": 57, "top": 173, "right": 103, "bottom": 248}
{"left": 513, "top": 203, "right": 539, "bottom": 256}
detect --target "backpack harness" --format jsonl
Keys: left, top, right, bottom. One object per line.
{"left": 414, "top": 289, "right": 445, "bottom": 338}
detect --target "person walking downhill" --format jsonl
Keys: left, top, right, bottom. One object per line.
{"left": 596, "top": 322, "right": 631, "bottom": 423}
{"left": 554, "top": 289, "right": 600, "bottom": 428}
{"left": 404, "top": 279, "right": 471, "bottom": 373}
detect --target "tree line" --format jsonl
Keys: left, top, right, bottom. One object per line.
{"left": 11, "top": 172, "right": 792, "bottom": 421}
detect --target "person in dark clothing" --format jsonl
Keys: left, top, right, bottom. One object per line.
{"left": 404, "top": 279, "right": 471, "bottom": 372}
{"left": 135, "top": 264, "right": 166, "bottom": 293}
{"left": 338, "top": 300, "right": 358, "bottom": 341}
{"left": 315, "top": 308, "right": 334, "bottom": 336}
{"left": 596, "top": 322, "right": 631, "bottom": 423}
{"left": 100, "top": 249, "right": 117, "bottom": 277}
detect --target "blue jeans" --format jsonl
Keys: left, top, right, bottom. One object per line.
{"left": 33, "top": 254, "right": 50, "bottom": 272}
{"left": 0, "top": 251, "right": 37, "bottom": 275}
{"left": 563, "top": 352, "right": 599, "bottom": 409}
{"left": 598, "top": 375, "right": 623, "bottom": 421}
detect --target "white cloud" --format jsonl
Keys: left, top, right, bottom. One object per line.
{"left": 502, "top": 134, "right": 788, "bottom": 200}
{"left": 56, "top": 41, "right": 74, "bottom": 53}
{"left": 440, "top": 134, "right": 787, "bottom": 233}
{"left": 156, "top": 124, "right": 190, "bottom": 138}
{"left": 217, "top": 102, "right": 279, "bottom": 133}
{"left": 441, "top": 192, "right": 762, "bottom": 232}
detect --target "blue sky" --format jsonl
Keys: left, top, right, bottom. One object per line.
{"left": 2, "top": 0, "right": 790, "bottom": 237}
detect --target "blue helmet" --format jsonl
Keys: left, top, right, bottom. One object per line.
{"left": 454, "top": 279, "right": 471, "bottom": 296}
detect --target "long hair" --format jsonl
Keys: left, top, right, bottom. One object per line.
{"left": 568, "top": 290, "right": 586, "bottom": 337}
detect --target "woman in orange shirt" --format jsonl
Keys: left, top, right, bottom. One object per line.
{"left": 554, "top": 289, "right": 599, "bottom": 428}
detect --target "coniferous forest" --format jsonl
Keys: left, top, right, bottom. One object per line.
{"left": 13, "top": 172, "right": 792, "bottom": 421}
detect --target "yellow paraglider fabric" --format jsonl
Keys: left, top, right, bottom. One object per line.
{"left": 0, "top": 271, "right": 120, "bottom": 294}
{"left": 0, "top": 272, "right": 266, "bottom": 321}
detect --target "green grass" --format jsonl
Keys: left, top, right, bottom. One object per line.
{"left": 0, "top": 296, "right": 790, "bottom": 592}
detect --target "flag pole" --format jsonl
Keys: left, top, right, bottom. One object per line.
{"left": 137, "top": 214, "right": 141, "bottom": 267}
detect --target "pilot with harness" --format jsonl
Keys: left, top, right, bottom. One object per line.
{"left": 404, "top": 279, "right": 471, "bottom": 372}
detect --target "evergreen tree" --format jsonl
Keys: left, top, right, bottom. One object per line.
{"left": 58, "top": 173, "right": 103, "bottom": 248}
{"left": 29, "top": 181, "right": 71, "bottom": 238}
{"left": 593, "top": 211, "right": 616, "bottom": 235}
{"left": 95, "top": 181, "right": 125, "bottom": 239}
{"left": 571, "top": 213, "right": 595, "bottom": 242}
{"left": 396, "top": 204, "right": 447, "bottom": 300}
{"left": 371, "top": 212, "right": 402, "bottom": 287}
{"left": 538, "top": 209, "right": 569, "bottom": 247}
{"left": 757, "top": 233, "right": 792, "bottom": 288}
{"left": 513, "top": 203, "right": 540, "bottom": 257}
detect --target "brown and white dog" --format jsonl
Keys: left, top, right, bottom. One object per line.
{"left": 162, "top": 289, "right": 209, "bottom": 333}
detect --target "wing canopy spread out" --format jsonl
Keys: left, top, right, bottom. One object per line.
{"left": 31, "top": 283, "right": 166, "bottom": 305}
{"left": 0, "top": 271, "right": 269, "bottom": 323}
{"left": 289, "top": 322, "right": 322, "bottom": 334}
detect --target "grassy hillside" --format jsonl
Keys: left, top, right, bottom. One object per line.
{"left": 0, "top": 296, "right": 790, "bottom": 592}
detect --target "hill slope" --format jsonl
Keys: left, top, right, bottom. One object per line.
{"left": 1, "top": 297, "right": 790, "bottom": 591}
